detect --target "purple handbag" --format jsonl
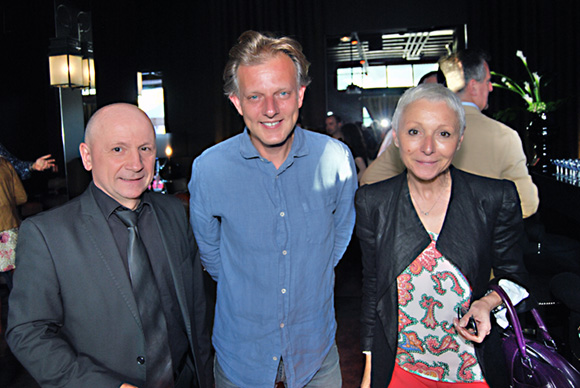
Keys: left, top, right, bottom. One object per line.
{"left": 489, "top": 284, "right": 580, "bottom": 388}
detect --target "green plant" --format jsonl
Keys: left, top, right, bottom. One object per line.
{"left": 491, "top": 50, "right": 559, "bottom": 114}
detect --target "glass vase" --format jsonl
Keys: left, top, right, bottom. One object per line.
{"left": 526, "top": 112, "right": 551, "bottom": 171}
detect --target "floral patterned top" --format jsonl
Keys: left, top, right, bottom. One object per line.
{"left": 396, "top": 232, "right": 485, "bottom": 383}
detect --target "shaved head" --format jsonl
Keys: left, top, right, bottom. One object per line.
{"left": 84, "top": 103, "right": 154, "bottom": 145}
{"left": 80, "top": 103, "right": 156, "bottom": 209}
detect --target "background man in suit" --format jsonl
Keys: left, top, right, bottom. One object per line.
{"left": 361, "top": 49, "right": 539, "bottom": 219}
{"left": 6, "top": 103, "right": 212, "bottom": 388}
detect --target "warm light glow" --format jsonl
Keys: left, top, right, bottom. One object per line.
{"left": 89, "top": 58, "right": 95, "bottom": 88}
{"left": 49, "top": 54, "right": 83, "bottom": 87}
{"left": 165, "top": 145, "right": 173, "bottom": 158}
{"left": 81, "top": 58, "right": 96, "bottom": 93}
{"left": 82, "top": 59, "right": 90, "bottom": 87}
{"left": 137, "top": 72, "right": 143, "bottom": 95}
{"left": 351, "top": 40, "right": 358, "bottom": 45}
{"left": 340, "top": 35, "right": 351, "bottom": 43}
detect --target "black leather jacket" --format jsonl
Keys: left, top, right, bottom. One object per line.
{"left": 355, "top": 166, "right": 528, "bottom": 388}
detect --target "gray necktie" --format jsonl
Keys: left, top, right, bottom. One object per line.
{"left": 116, "top": 208, "right": 174, "bottom": 388}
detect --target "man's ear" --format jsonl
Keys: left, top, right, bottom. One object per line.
{"left": 392, "top": 129, "right": 399, "bottom": 148}
{"left": 466, "top": 79, "right": 479, "bottom": 98}
{"left": 229, "top": 94, "right": 244, "bottom": 116}
{"left": 297, "top": 85, "right": 306, "bottom": 108}
{"left": 79, "top": 143, "right": 93, "bottom": 171}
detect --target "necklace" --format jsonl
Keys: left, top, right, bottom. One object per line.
{"left": 412, "top": 190, "right": 444, "bottom": 216}
{"left": 409, "top": 176, "right": 449, "bottom": 216}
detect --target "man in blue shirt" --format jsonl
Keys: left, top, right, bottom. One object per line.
{"left": 188, "top": 31, "right": 357, "bottom": 388}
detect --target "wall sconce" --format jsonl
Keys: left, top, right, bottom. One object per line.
{"left": 82, "top": 57, "right": 95, "bottom": 88}
{"left": 49, "top": 6, "right": 95, "bottom": 92}
{"left": 49, "top": 37, "right": 84, "bottom": 88}
{"left": 81, "top": 41, "right": 95, "bottom": 89}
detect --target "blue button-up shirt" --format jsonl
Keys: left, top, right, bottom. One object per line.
{"left": 189, "top": 127, "right": 357, "bottom": 388}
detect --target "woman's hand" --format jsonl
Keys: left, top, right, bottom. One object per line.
{"left": 454, "top": 291, "right": 502, "bottom": 343}
{"left": 361, "top": 353, "right": 371, "bottom": 388}
{"left": 32, "top": 154, "right": 56, "bottom": 172}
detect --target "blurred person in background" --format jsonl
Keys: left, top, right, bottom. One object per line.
{"left": 0, "top": 157, "right": 27, "bottom": 290}
{"left": 0, "top": 143, "right": 55, "bottom": 180}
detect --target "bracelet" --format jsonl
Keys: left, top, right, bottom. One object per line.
{"left": 491, "top": 303, "right": 506, "bottom": 314}
{"left": 485, "top": 289, "right": 505, "bottom": 314}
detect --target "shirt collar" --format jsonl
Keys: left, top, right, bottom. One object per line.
{"left": 91, "top": 181, "right": 150, "bottom": 219}
{"left": 239, "top": 126, "right": 309, "bottom": 161}
{"left": 462, "top": 101, "right": 480, "bottom": 110}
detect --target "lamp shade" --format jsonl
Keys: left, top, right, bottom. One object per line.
{"left": 49, "top": 54, "right": 84, "bottom": 87}
{"left": 48, "top": 37, "right": 85, "bottom": 88}
{"left": 82, "top": 57, "right": 95, "bottom": 88}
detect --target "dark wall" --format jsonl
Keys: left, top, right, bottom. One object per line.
{"left": 1, "top": 0, "right": 579, "bottom": 195}
{"left": 0, "top": 1, "right": 64, "bottom": 196}
{"left": 325, "top": 0, "right": 467, "bottom": 35}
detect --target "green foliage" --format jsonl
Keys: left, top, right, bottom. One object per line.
{"left": 491, "top": 50, "right": 562, "bottom": 114}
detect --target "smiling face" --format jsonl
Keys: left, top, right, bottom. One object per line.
{"left": 229, "top": 53, "right": 306, "bottom": 160}
{"left": 80, "top": 104, "right": 156, "bottom": 210}
{"left": 393, "top": 99, "right": 463, "bottom": 183}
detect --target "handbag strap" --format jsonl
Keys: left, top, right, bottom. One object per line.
{"left": 531, "top": 307, "right": 558, "bottom": 347}
{"left": 489, "top": 284, "right": 529, "bottom": 359}
{"left": 489, "top": 284, "right": 557, "bottom": 349}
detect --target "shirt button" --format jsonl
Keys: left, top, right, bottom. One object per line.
{"left": 273, "top": 356, "right": 278, "bottom": 361}
{"left": 281, "top": 288, "right": 287, "bottom": 294}
{"left": 280, "top": 323, "right": 285, "bottom": 328}
{"left": 282, "top": 250, "right": 287, "bottom": 256}
{"left": 280, "top": 211, "right": 285, "bottom": 217}
{"left": 136, "top": 356, "right": 145, "bottom": 365}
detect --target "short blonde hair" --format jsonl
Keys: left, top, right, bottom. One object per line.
{"left": 223, "top": 30, "right": 311, "bottom": 97}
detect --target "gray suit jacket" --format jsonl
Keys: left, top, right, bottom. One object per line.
{"left": 6, "top": 186, "right": 213, "bottom": 388}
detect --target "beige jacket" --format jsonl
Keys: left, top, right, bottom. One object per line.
{"left": 360, "top": 104, "right": 539, "bottom": 218}
{"left": 0, "top": 158, "right": 27, "bottom": 231}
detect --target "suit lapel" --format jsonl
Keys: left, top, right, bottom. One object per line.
{"left": 148, "top": 196, "right": 193, "bottom": 340}
{"left": 376, "top": 175, "right": 431, "bottom": 304}
{"left": 437, "top": 168, "right": 486, "bottom": 278}
{"left": 389, "top": 175, "right": 431, "bottom": 280}
{"left": 376, "top": 174, "right": 431, "bottom": 352}
{"left": 78, "top": 188, "right": 143, "bottom": 330}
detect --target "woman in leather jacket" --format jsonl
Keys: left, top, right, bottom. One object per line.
{"left": 356, "top": 84, "right": 529, "bottom": 388}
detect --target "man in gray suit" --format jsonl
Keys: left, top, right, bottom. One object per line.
{"left": 6, "top": 103, "right": 212, "bottom": 388}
